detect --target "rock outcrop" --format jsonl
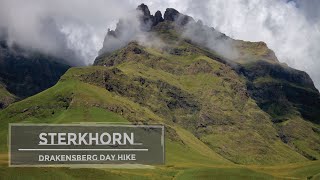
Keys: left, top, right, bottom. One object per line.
{"left": 137, "top": 3, "right": 164, "bottom": 28}
{"left": 240, "top": 61, "right": 320, "bottom": 124}
{"left": 154, "top": 11, "right": 164, "bottom": 26}
{"left": 164, "top": 8, "right": 194, "bottom": 25}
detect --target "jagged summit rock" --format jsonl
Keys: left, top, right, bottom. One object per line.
{"left": 137, "top": 4, "right": 193, "bottom": 29}
{"left": 137, "top": 3, "right": 151, "bottom": 17}
{"left": 164, "top": 7, "right": 194, "bottom": 25}
{"left": 99, "top": 3, "right": 281, "bottom": 65}
{"left": 164, "top": 8, "right": 180, "bottom": 21}
{"left": 119, "top": 4, "right": 194, "bottom": 30}
{"left": 137, "top": 3, "right": 153, "bottom": 26}
{"left": 153, "top": 10, "right": 164, "bottom": 26}
{"left": 137, "top": 3, "right": 164, "bottom": 27}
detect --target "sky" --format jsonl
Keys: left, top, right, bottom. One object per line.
{"left": 0, "top": 0, "right": 319, "bottom": 89}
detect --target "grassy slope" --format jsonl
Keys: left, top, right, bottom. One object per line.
{"left": 0, "top": 66, "right": 319, "bottom": 179}
{"left": 0, "top": 69, "right": 268, "bottom": 179}
{"left": 0, "top": 67, "right": 319, "bottom": 179}
{"left": 244, "top": 64, "right": 320, "bottom": 160}
{"left": 149, "top": 22, "right": 320, "bottom": 162}
{"left": 94, "top": 42, "right": 309, "bottom": 164}
{"left": 0, "top": 66, "right": 227, "bottom": 177}
{"left": 0, "top": 22, "right": 319, "bottom": 178}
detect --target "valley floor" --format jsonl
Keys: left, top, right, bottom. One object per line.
{"left": 0, "top": 152, "right": 320, "bottom": 179}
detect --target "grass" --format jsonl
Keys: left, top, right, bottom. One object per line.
{"left": 0, "top": 34, "right": 319, "bottom": 178}
{"left": 174, "top": 167, "right": 274, "bottom": 180}
{"left": 0, "top": 66, "right": 318, "bottom": 179}
{"left": 248, "top": 160, "right": 320, "bottom": 179}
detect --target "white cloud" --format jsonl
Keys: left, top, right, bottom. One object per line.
{"left": 180, "top": 0, "right": 320, "bottom": 89}
{"left": 0, "top": 0, "right": 135, "bottom": 65}
{"left": 0, "top": 0, "right": 319, "bottom": 89}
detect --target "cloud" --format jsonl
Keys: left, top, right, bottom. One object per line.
{"left": 181, "top": 19, "right": 240, "bottom": 60}
{"left": 179, "top": 0, "right": 320, "bottom": 89}
{"left": 134, "top": 0, "right": 320, "bottom": 89}
{"left": 97, "top": 6, "right": 166, "bottom": 57}
{"left": 0, "top": 0, "right": 136, "bottom": 65}
{"left": 0, "top": 0, "right": 319, "bottom": 89}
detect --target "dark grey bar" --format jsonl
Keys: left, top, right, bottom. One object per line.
{"left": 9, "top": 124, "right": 164, "bottom": 166}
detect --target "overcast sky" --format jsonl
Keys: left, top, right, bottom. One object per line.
{"left": 0, "top": 0, "right": 319, "bottom": 89}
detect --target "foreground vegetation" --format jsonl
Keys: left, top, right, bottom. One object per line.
{"left": 0, "top": 17, "right": 319, "bottom": 179}
{"left": 0, "top": 65, "right": 319, "bottom": 179}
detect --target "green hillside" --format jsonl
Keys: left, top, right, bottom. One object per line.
{"left": 0, "top": 46, "right": 319, "bottom": 178}
{"left": 0, "top": 65, "right": 319, "bottom": 179}
{"left": 0, "top": 4, "right": 319, "bottom": 179}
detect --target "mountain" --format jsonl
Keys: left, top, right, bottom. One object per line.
{"left": 95, "top": 3, "right": 320, "bottom": 162}
{"left": 0, "top": 39, "right": 70, "bottom": 109}
{"left": 0, "top": 3, "right": 320, "bottom": 179}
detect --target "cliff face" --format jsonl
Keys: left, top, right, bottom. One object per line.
{"left": 0, "top": 40, "right": 70, "bottom": 108}
{"left": 240, "top": 61, "right": 320, "bottom": 124}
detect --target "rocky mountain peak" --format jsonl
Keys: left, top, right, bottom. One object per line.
{"left": 154, "top": 11, "right": 164, "bottom": 26}
{"left": 136, "top": 4, "right": 164, "bottom": 27}
{"left": 164, "top": 7, "right": 194, "bottom": 26}
{"left": 164, "top": 8, "right": 180, "bottom": 21}
{"left": 136, "top": 4, "right": 193, "bottom": 28}
{"left": 137, "top": 3, "right": 151, "bottom": 17}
